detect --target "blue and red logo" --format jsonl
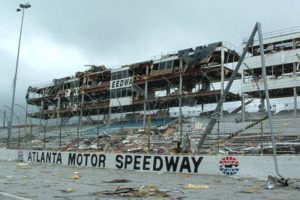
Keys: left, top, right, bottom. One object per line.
{"left": 219, "top": 156, "right": 239, "bottom": 176}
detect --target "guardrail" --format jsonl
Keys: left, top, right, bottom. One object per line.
{"left": 242, "top": 26, "right": 300, "bottom": 43}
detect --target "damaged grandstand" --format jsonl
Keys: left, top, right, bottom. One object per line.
{"left": 26, "top": 41, "right": 239, "bottom": 120}
{"left": 3, "top": 27, "right": 300, "bottom": 154}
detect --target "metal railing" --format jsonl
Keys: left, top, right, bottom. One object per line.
{"left": 243, "top": 26, "right": 300, "bottom": 43}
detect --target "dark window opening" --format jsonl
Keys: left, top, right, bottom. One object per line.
{"left": 123, "top": 70, "right": 128, "bottom": 78}
{"left": 173, "top": 59, "right": 180, "bottom": 68}
{"left": 273, "top": 65, "right": 283, "bottom": 78}
{"left": 127, "top": 89, "right": 132, "bottom": 96}
{"left": 112, "top": 73, "right": 117, "bottom": 80}
{"left": 166, "top": 60, "right": 173, "bottom": 69}
{"left": 266, "top": 66, "right": 273, "bottom": 76}
{"left": 111, "top": 90, "right": 115, "bottom": 98}
{"left": 153, "top": 63, "right": 159, "bottom": 70}
{"left": 117, "top": 71, "right": 122, "bottom": 79}
{"left": 122, "top": 89, "right": 127, "bottom": 97}
{"left": 159, "top": 62, "right": 166, "bottom": 70}
{"left": 283, "top": 63, "right": 293, "bottom": 74}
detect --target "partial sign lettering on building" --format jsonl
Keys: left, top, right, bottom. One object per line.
{"left": 110, "top": 77, "right": 133, "bottom": 90}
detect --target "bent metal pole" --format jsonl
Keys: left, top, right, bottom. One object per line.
{"left": 257, "top": 22, "right": 284, "bottom": 180}
{"left": 197, "top": 22, "right": 286, "bottom": 181}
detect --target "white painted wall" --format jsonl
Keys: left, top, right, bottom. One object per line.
{"left": 1, "top": 149, "right": 299, "bottom": 179}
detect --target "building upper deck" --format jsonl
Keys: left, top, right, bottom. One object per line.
{"left": 243, "top": 26, "right": 300, "bottom": 46}
{"left": 242, "top": 26, "right": 300, "bottom": 57}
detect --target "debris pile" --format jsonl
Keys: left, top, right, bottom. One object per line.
{"left": 98, "top": 185, "right": 171, "bottom": 198}
{"left": 69, "top": 124, "right": 186, "bottom": 154}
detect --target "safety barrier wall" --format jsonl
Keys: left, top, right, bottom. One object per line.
{"left": 0, "top": 149, "right": 299, "bottom": 179}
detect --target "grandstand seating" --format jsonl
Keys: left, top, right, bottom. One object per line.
{"left": 83, "top": 118, "right": 173, "bottom": 136}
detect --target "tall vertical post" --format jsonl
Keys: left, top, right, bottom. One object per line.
{"left": 293, "top": 87, "right": 297, "bottom": 117}
{"left": 29, "top": 123, "right": 32, "bottom": 149}
{"left": 220, "top": 47, "right": 225, "bottom": 121}
{"left": 97, "top": 110, "right": 100, "bottom": 149}
{"left": 108, "top": 79, "right": 112, "bottom": 127}
{"left": 8, "top": 9, "right": 25, "bottom": 148}
{"left": 43, "top": 119, "right": 47, "bottom": 150}
{"left": 179, "top": 59, "right": 183, "bottom": 147}
{"left": 143, "top": 66, "right": 149, "bottom": 127}
{"left": 77, "top": 91, "right": 84, "bottom": 149}
{"left": 59, "top": 118, "right": 62, "bottom": 150}
{"left": 8, "top": 3, "right": 31, "bottom": 148}
{"left": 57, "top": 98, "right": 62, "bottom": 150}
{"left": 3, "top": 110, "right": 6, "bottom": 128}
{"left": 241, "top": 67, "right": 246, "bottom": 122}
{"left": 293, "top": 39, "right": 297, "bottom": 117}
{"left": 24, "top": 103, "right": 28, "bottom": 148}
{"left": 257, "top": 22, "right": 284, "bottom": 179}
{"left": 23, "top": 103, "right": 28, "bottom": 144}
{"left": 241, "top": 93, "right": 245, "bottom": 121}
{"left": 108, "top": 107, "right": 111, "bottom": 126}
{"left": 80, "top": 93, "right": 84, "bottom": 125}
{"left": 28, "top": 102, "right": 32, "bottom": 150}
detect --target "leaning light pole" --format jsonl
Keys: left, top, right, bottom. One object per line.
{"left": 7, "top": 2, "right": 31, "bottom": 148}
{"left": 196, "top": 22, "right": 287, "bottom": 183}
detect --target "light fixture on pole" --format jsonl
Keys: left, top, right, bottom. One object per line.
{"left": 7, "top": 2, "right": 31, "bottom": 148}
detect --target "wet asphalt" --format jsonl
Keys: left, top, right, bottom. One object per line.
{"left": 0, "top": 160, "right": 299, "bottom": 200}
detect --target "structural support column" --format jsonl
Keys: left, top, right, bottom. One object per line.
{"left": 241, "top": 92, "right": 245, "bottom": 122}
{"left": 294, "top": 88, "right": 297, "bottom": 117}
{"left": 43, "top": 119, "right": 47, "bottom": 150}
{"left": 143, "top": 66, "right": 149, "bottom": 127}
{"left": 220, "top": 47, "right": 225, "bottom": 121}
{"left": 108, "top": 107, "right": 111, "bottom": 126}
{"left": 97, "top": 110, "right": 100, "bottom": 149}
{"left": 24, "top": 103, "right": 28, "bottom": 132}
{"left": 179, "top": 59, "right": 183, "bottom": 146}
{"left": 241, "top": 68, "right": 246, "bottom": 122}
{"left": 77, "top": 91, "right": 84, "bottom": 149}
{"left": 26, "top": 102, "right": 33, "bottom": 150}
{"left": 293, "top": 39, "right": 297, "bottom": 117}
{"left": 2, "top": 110, "right": 6, "bottom": 128}
{"left": 57, "top": 98, "right": 62, "bottom": 150}
{"left": 59, "top": 118, "right": 62, "bottom": 150}
{"left": 24, "top": 103, "right": 28, "bottom": 148}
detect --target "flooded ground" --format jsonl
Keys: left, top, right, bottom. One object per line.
{"left": 0, "top": 160, "right": 299, "bottom": 200}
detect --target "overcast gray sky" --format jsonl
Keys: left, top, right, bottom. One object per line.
{"left": 1, "top": 0, "right": 300, "bottom": 113}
